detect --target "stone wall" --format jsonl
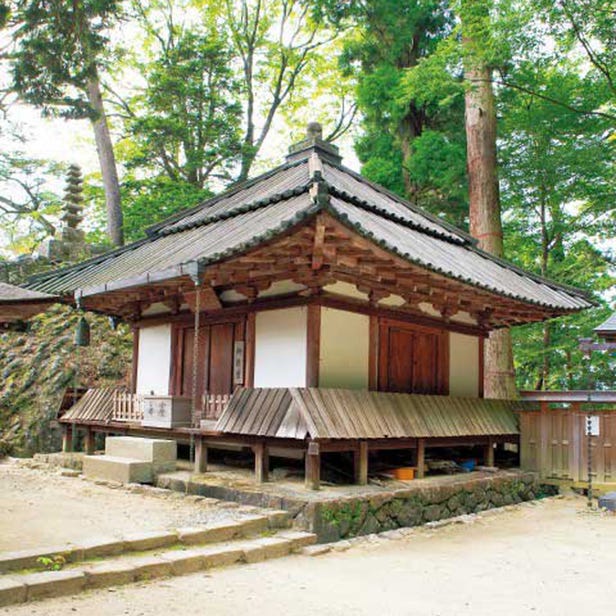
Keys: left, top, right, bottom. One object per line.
{"left": 155, "top": 469, "right": 544, "bottom": 543}
{"left": 305, "top": 471, "right": 540, "bottom": 543}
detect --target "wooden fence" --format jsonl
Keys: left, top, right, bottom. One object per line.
{"left": 519, "top": 402, "right": 616, "bottom": 486}
{"left": 111, "top": 392, "right": 143, "bottom": 424}
{"left": 202, "top": 393, "right": 232, "bottom": 420}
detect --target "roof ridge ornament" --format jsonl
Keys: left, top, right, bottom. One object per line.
{"left": 286, "top": 122, "right": 342, "bottom": 165}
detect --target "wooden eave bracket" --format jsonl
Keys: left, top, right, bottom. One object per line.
{"left": 183, "top": 286, "right": 222, "bottom": 313}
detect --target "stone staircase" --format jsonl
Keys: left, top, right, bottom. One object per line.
{"left": 82, "top": 437, "right": 177, "bottom": 484}
{"left": 0, "top": 510, "right": 316, "bottom": 607}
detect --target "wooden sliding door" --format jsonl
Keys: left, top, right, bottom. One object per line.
{"left": 377, "top": 319, "right": 449, "bottom": 395}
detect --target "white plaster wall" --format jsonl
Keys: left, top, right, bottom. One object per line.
{"left": 319, "top": 308, "right": 370, "bottom": 389}
{"left": 254, "top": 307, "right": 307, "bottom": 387}
{"left": 449, "top": 332, "right": 480, "bottom": 397}
{"left": 136, "top": 324, "right": 172, "bottom": 395}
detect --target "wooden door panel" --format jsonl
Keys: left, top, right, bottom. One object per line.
{"left": 386, "top": 327, "right": 415, "bottom": 393}
{"left": 208, "top": 323, "right": 235, "bottom": 394}
{"left": 377, "top": 320, "right": 448, "bottom": 395}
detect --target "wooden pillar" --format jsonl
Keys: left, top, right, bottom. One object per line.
{"left": 195, "top": 437, "right": 208, "bottom": 474}
{"left": 484, "top": 437, "right": 495, "bottom": 467}
{"left": 254, "top": 442, "right": 269, "bottom": 483}
{"left": 62, "top": 424, "right": 73, "bottom": 453}
{"left": 354, "top": 441, "right": 369, "bottom": 485}
{"left": 416, "top": 438, "right": 425, "bottom": 478}
{"left": 306, "top": 305, "right": 321, "bottom": 387}
{"left": 84, "top": 428, "right": 95, "bottom": 455}
{"left": 305, "top": 441, "right": 320, "bottom": 490}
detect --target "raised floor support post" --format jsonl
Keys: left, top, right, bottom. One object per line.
{"left": 62, "top": 424, "right": 73, "bottom": 453}
{"left": 83, "top": 428, "right": 95, "bottom": 455}
{"left": 484, "top": 437, "right": 495, "bottom": 467}
{"left": 305, "top": 441, "right": 320, "bottom": 490}
{"left": 354, "top": 441, "right": 369, "bottom": 485}
{"left": 416, "top": 438, "right": 425, "bottom": 478}
{"left": 254, "top": 442, "right": 269, "bottom": 483}
{"left": 195, "top": 437, "right": 208, "bottom": 474}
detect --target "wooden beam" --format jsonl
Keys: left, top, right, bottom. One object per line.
{"left": 305, "top": 441, "right": 321, "bottom": 490}
{"left": 354, "top": 441, "right": 369, "bottom": 485}
{"left": 183, "top": 286, "right": 222, "bottom": 312}
{"left": 416, "top": 438, "right": 426, "bottom": 478}
{"left": 195, "top": 436, "right": 208, "bottom": 474}
{"left": 62, "top": 424, "right": 73, "bottom": 453}
{"left": 131, "top": 327, "right": 139, "bottom": 394}
{"left": 254, "top": 442, "right": 269, "bottom": 483}
{"left": 312, "top": 217, "right": 326, "bottom": 270}
{"left": 484, "top": 437, "right": 495, "bottom": 467}
{"left": 306, "top": 304, "right": 321, "bottom": 387}
{"left": 83, "top": 428, "right": 95, "bottom": 455}
{"left": 244, "top": 312, "right": 256, "bottom": 387}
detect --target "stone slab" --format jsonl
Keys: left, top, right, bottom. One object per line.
{"left": 122, "top": 530, "right": 178, "bottom": 552}
{"left": 83, "top": 561, "right": 136, "bottom": 589}
{"left": 83, "top": 455, "right": 153, "bottom": 484}
{"left": 0, "top": 545, "right": 74, "bottom": 573}
{"left": 276, "top": 531, "right": 317, "bottom": 550}
{"left": 130, "top": 556, "right": 173, "bottom": 581}
{"left": 0, "top": 577, "right": 27, "bottom": 607}
{"left": 237, "top": 514, "right": 269, "bottom": 536}
{"left": 105, "top": 436, "right": 177, "bottom": 463}
{"left": 22, "top": 570, "right": 86, "bottom": 601}
{"left": 240, "top": 537, "right": 292, "bottom": 564}
{"left": 159, "top": 549, "right": 205, "bottom": 575}
{"left": 193, "top": 545, "right": 244, "bottom": 569}
{"left": 81, "top": 537, "right": 125, "bottom": 559}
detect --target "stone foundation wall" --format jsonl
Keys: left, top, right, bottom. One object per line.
{"left": 302, "top": 471, "right": 540, "bottom": 543}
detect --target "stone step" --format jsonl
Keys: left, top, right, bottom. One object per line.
{"left": 105, "top": 437, "right": 176, "bottom": 464}
{"left": 0, "top": 513, "right": 292, "bottom": 574}
{"left": 0, "top": 531, "right": 317, "bottom": 607}
{"left": 83, "top": 455, "right": 154, "bottom": 484}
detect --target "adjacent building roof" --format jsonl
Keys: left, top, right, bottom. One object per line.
{"left": 26, "top": 128, "right": 591, "bottom": 317}
{"left": 216, "top": 388, "right": 522, "bottom": 440}
{"left": 595, "top": 312, "right": 616, "bottom": 341}
{"left": 0, "top": 282, "right": 55, "bottom": 323}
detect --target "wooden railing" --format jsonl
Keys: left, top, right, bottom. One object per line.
{"left": 111, "top": 392, "right": 143, "bottom": 423}
{"left": 202, "top": 393, "right": 232, "bottom": 420}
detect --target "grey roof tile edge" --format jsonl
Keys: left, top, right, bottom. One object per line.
{"left": 326, "top": 198, "right": 593, "bottom": 311}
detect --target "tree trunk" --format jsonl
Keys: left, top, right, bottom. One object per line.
{"left": 86, "top": 75, "right": 124, "bottom": 247}
{"left": 464, "top": 62, "right": 517, "bottom": 399}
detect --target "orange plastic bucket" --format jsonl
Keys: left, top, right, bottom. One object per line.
{"left": 391, "top": 467, "right": 415, "bottom": 480}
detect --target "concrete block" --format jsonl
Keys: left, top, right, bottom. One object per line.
{"left": 130, "top": 556, "right": 173, "bottom": 581}
{"left": 22, "top": 570, "right": 86, "bottom": 601}
{"left": 106, "top": 436, "right": 177, "bottom": 463}
{"left": 160, "top": 549, "right": 205, "bottom": 575}
{"left": 123, "top": 530, "right": 178, "bottom": 552}
{"left": 193, "top": 545, "right": 244, "bottom": 569}
{"left": 83, "top": 561, "right": 136, "bottom": 589}
{"left": 83, "top": 455, "right": 153, "bottom": 484}
{"left": 240, "top": 537, "right": 292, "bottom": 563}
{"left": 0, "top": 577, "right": 27, "bottom": 607}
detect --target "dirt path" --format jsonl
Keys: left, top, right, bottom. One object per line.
{"left": 3, "top": 494, "right": 614, "bottom": 616}
{"left": 0, "top": 460, "right": 253, "bottom": 550}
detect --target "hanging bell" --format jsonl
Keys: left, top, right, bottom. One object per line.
{"left": 75, "top": 315, "right": 91, "bottom": 347}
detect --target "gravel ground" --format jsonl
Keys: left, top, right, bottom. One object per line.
{"left": 2, "top": 494, "right": 613, "bottom": 616}
{"left": 0, "top": 459, "right": 258, "bottom": 551}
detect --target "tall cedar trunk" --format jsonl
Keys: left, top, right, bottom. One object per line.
{"left": 86, "top": 75, "right": 124, "bottom": 246}
{"left": 464, "top": 63, "right": 517, "bottom": 399}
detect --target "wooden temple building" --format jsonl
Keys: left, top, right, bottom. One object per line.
{"left": 18, "top": 124, "right": 592, "bottom": 488}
